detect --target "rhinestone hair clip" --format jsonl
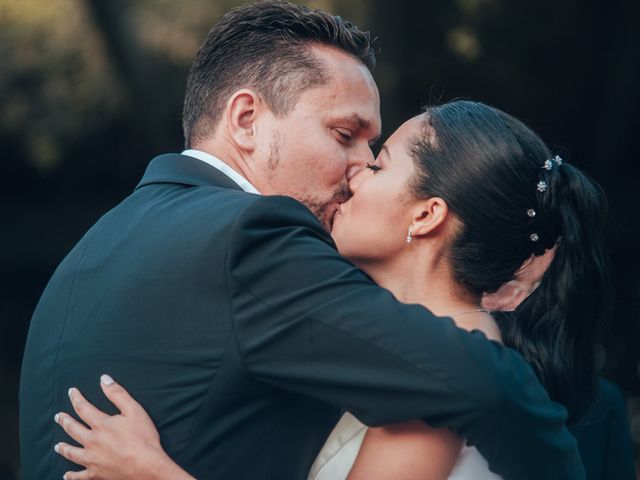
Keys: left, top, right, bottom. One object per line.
{"left": 542, "top": 155, "right": 564, "bottom": 171}
{"left": 536, "top": 155, "right": 564, "bottom": 194}
{"left": 528, "top": 155, "right": 564, "bottom": 243}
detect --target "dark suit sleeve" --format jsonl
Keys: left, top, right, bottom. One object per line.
{"left": 569, "top": 379, "right": 636, "bottom": 479}
{"left": 602, "top": 381, "right": 636, "bottom": 479}
{"left": 226, "top": 195, "right": 584, "bottom": 480}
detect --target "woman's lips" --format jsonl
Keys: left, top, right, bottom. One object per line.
{"left": 330, "top": 203, "right": 345, "bottom": 231}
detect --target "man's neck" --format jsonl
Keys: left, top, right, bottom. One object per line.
{"left": 184, "top": 142, "right": 261, "bottom": 194}
{"left": 191, "top": 139, "right": 250, "bottom": 179}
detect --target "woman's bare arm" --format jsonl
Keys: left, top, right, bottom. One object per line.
{"left": 348, "top": 313, "right": 502, "bottom": 480}
{"left": 348, "top": 420, "right": 463, "bottom": 480}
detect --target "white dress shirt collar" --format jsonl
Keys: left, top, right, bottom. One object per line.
{"left": 181, "top": 149, "right": 260, "bottom": 195}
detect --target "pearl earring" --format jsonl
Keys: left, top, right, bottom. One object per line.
{"left": 406, "top": 226, "right": 413, "bottom": 244}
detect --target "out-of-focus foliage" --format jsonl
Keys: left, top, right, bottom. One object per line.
{"left": 0, "top": 0, "right": 122, "bottom": 172}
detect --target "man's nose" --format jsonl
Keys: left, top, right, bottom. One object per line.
{"left": 348, "top": 167, "right": 368, "bottom": 194}
{"left": 345, "top": 146, "right": 374, "bottom": 181}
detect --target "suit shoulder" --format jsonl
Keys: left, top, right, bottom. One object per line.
{"left": 228, "top": 195, "right": 336, "bottom": 267}
{"left": 163, "top": 186, "right": 260, "bottom": 226}
{"left": 234, "top": 194, "right": 327, "bottom": 233}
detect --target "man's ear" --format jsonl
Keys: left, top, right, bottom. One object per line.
{"left": 226, "top": 89, "right": 261, "bottom": 152}
{"left": 410, "top": 197, "right": 450, "bottom": 238}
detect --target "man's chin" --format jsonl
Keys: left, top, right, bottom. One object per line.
{"left": 304, "top": 202, "right": 334, "bottom": 232}
{"left": 303, "top": 195, "right": 347, "bottom": 232}
{"left": 321, "top": 210, "right": 334, "bottom": 232}
{"left": 300, "top": 186, "right": 350, "bottom": 232}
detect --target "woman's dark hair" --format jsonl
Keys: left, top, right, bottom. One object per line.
{"left": 183, "top": 0, "right": 375, "bottom": 147}
{"left": 410, "top": 100, "right": 612, "bottom": 420}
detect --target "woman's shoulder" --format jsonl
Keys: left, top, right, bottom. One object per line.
{"left": 454, "top": 312, "right": 502, "bottom": 343}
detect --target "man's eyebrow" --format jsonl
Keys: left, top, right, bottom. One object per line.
{"left": 334, "top": 114, "right": 381, "bottom": 144}
{"left": 344, "top": 114, "right": 380, "bottom": 134}
{"left": 347, "top": 114, "right": 370, "bottom": 130}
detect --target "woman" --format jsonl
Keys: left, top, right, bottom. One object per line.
{"left": 53, "top": 101, "right": 615, "bottom": 479}
{"left": 311, "top": 100, "right": 611, "bottom": 479}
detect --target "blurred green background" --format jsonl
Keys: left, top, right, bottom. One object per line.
{"left": 1, "top": 0, "right": 638, "bottom": 478}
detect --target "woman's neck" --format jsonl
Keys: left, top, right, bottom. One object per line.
{"left": 362, "top": 250, "right": 478, "bottom": 314}
{"left": 359, "top": 247, "right": 501, "bottom": 341}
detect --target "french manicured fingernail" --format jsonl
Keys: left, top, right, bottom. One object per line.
{"left": 54, "top": 443, "right": 60, "bottom": 453}
{"left": 63, "top": 474, "right": 68, "bottom": 480}
{"left": 54, "top": 413, "right": 60, "bottom": 423}
{"left": 68, "top": 387, "right": 76, "bottom": 398}
{"left": 101, "top": 374, "right": 114, "bottom": 386}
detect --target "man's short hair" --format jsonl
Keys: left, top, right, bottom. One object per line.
{"left": 182, "top": 0, "right": 376, "bottom": 147}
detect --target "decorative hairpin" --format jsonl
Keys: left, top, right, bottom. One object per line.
{"left": 536, "top": 180, "right": 547, "bottom": 192}
{"left": 542, "top": 155, "right": 564, "bottom": 172}
{"left": 528, "top": 156, "right": 564, "bottom": 245}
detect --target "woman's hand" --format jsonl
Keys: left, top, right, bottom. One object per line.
{"left": 54, "top": 374, "right": 195, "bottom": 480}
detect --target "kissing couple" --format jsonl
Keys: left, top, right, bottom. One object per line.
{"left": 20, "top": 1, "right": 626, "bottom": 479}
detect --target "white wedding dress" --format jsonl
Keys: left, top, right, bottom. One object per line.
{"left": 308, "top": 413, "right": 502, "bottom": 480}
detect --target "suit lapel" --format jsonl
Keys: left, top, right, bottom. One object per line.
{"left": 136, "top": 154, "right": 245, "bottom": 192}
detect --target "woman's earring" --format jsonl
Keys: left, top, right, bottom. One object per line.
{"left": 406, "top": 226, "right": 413, "bottom": 244}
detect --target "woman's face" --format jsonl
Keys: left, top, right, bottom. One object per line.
{"left": 331, "top": 115, "right": 423, "bottom": 264}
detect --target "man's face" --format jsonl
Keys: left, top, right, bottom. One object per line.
{"left": 255, "top": 45, "right": 381, "bottom": 230}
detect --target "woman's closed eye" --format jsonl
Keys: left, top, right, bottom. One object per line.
{"left": 366, "top": 162, "right": 381, "bottom": 173}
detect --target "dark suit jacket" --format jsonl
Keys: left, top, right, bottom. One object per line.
{"left": 570, "top": 379, "right": 636, "bottom": 480}
{"left": 20, "top": 154, "right": 584, "bottom": 479}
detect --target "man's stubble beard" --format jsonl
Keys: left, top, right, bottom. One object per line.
{"left": 301, "top": 185, "right": 350, "bottom": 231}
{"left": 268, "top": 130, "right": 282, "bottom": 171}
{"left": 268, "top": 132, "right": 350, "bottom": 231}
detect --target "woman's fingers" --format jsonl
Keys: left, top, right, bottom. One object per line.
{"left": 52, "top": 376, "right": 170, "bottom": 480}
{"left": 54, "top": 441, "right": 87, "bottom": 467}
{"left": 62, "top": 470, "right": 91, "bottom": 480}
{"left": 68, "top": 387, "right": 109, "bottom": 427}
{"left": 55, "top": 412, "right": 92, "bottom": 446}
{"left": 99, "top": 374, "right": 146, "bottom": 418}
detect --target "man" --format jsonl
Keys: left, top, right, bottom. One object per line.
{"left": 20, "top": 2, "right": 584, "bottom": 479}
